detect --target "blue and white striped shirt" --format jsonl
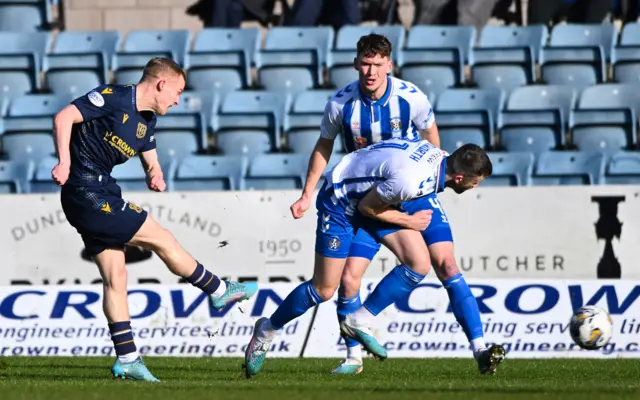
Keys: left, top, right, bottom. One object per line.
{"left": 320, "top": 76, "right": 435, "bottom": 152}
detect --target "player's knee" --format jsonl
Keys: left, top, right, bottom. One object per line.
{"left": 404, "top": 252, "right": 431, "bottom": 276}
{"left": 340, "top": 267, "right": 363, "bottom": 295}
{"left": 312, "top": 282, "right": 338, "bottom": 302}
{"left": 433, "top": 257, "right": 460, "bottom": 281}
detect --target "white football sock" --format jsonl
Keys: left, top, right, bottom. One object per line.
{"left": 213, "top": 280, "right": 227, "bottom": 297}
{"left": 118, "top": 351, "right": 139, "bottom": 363}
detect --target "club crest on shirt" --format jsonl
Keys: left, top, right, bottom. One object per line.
{"left": 390, "top": 118, "right": 402, "bottom": 134}
{"left": 136, "top": 122, "right": 147, "bottom": 139}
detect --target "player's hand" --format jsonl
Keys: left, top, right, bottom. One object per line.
{"left": 408, "top": 210, "right": 433, "bottom": 231}
{"left": 51, "top": 163, "right": 70, "bottom": 186}
{"left": 147, "top": 174, "right": 166, "bottom": 192}
{"left": 290, "top": 196, "right": 311, "bottom": 219}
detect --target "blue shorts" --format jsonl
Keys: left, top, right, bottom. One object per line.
{"left": 61, "top": 180, "right": 147, "bottom": 257}
{"left": 349, "top": 193, "right": 453, "bottom": 260}
{"left": 314, "top": 183, "right": 357, "bottom": 258}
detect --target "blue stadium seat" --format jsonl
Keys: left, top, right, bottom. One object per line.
{"left": 215, "top": 90, "right": 288, "bottom": 154}
{"left": 329, "top": 25, "right": 405, "bottom": 88}
{"left": 0, "top": 159, "right": 30, "bottom": 193}
{"left": 499, "top": 85, "right": 575, "bottom": 154}
{"left": 473, "top": 25, "right": 547, "bottom": 93}
{"left": 400, "top": 26, "right": 474, "bottom": 96}
{"left": 285, "top": 89, "right": 343, "bottom": 154}
{"left": 571, "top": 84, "right": 640, "bottom": 154}
{"left": 111, "top": 162, "right": 148, "bottom": 192}
{"left": 1, "top": 133, "right": 54, "bottom": 160}
{"left": 483, "top": 152, "right": 534, "bottom": 187}
{"left": 114, "top": 30, "right": 190, "bottom": 84}
{"left": 0, "top": 31, "right": 51, "bottom": 95}
{"left": 541, "top": 24, "right": 617, "bottom": 89}
{"left": 258, "top": 27, "right": 333, "bottom": 93}
{"left": 186, "top": 28, "right": 260, "bottom": 92}
{"left": 435, "top": 88, "right": 504, "bottom": 152}
{"left": 533, "top": 151, "right": 606, "bottom": 186}
{"left": 155, "top": 91, "right": 208, "bottom": 150}
{"left": 244, "top": 153, "right": 307, "bottom": 190}
{"left": 2, "top": 94, "right": 72, "bottom": 134}
{"left": 44, "top": 31, "right": 120, "bottom": 96}
{"left": 31, "top": 156, "right": 59, "bottom": 193}
{"left": 612, "top": 22, "right": 640, "bottom": 84}
{"left": 173, "top": 155, "right": 247, "bottom": 191}
{"left": 154, "top": 131, "right": 199, "bottom": 165}
{"left": 605, "top": 151, "right": 640, "bottom": 184}
{"left": 0, "top": 3, "right": 49, "bottom": 32}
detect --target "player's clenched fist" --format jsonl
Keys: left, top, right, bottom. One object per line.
{"left": 409, "top": 209, "right": 433, "bottom": 231}
{"left": 147, "top": 174, "right": 166, "bottom": 192}
{"left": 51, "top": 163, "right": 70, "bottom": 186}
{"left": 290, "top": 196, "right": 310, "bottom": 219}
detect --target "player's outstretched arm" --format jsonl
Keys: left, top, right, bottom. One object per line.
{"left": 358, "top": 189, "right": 432, "bottom": 231}
{"left": 290, "top": 136, "right": 334, "bottom": 219}
{"left": 139, "top": 149, "right": 166, "bottom": 192}
{"left": 420, "top": 124, "right": 441, "bottom": 149}
{"left": 51, "top": 104, "right": 83, "bottom": 186}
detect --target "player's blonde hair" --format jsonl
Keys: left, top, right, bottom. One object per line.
{"left": 140, "top": 57, "right": 186, "bottom": 83}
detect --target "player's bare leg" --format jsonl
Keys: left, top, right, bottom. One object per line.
{"left": 94, "top": 248, "right": 159, "bottom": 382}
{"left": 429, "top": 242, "right": 505, "bottom": 375}
{"left": 340, "top": 229, "right": 431, "bottom": 360}
{"left": 129, "top": 214, "right": 257, "bottom": 310}
{"left": 244, "top": 253, "right": 346, "bottom": 378}
{"left": 331, "top": 257, "right": 369, "bottom": 374}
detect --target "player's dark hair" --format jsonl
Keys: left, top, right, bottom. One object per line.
{"left": 447, "top": 144, "right": 493, "bottom": 177}
{"left": 356, "top": 34, "right": 392, "bottom": 59}
{"left": 140, "top": 57, "right": 186, "bottom": 82}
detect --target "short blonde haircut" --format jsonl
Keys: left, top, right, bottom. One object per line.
{"left": 140, "top": 57, "right": 186, "bottom": 82}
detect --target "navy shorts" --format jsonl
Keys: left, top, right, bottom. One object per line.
{"left": 61, "top": 180, "right": 147, "bottom": 257}
{"left": 349, "top": 193, "right": 454, "bottom": 260}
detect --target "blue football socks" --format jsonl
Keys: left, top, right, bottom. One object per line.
{"left": 363, "top": 265, "right": 426, "bottom": 316}
{"left": 443, "top": 273, "right": 484, "bottom": 343}
{"left": 270, "top": 280, "right": 323, "bottom": 330}
{"left": 337, "top": 293, "right": 362, "bottom": 348}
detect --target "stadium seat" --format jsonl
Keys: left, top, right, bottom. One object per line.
{"left": 173, "top": 155, "right": 247, "bottom": 191}
{"left": 1, "top": 133, "right": 54, "bottom": 160}
{"left": 44, "top": 31, "right": 120, "bottom": 96}
{"left": 498, "top": 85, "right": 575, "bottom": 155}
{"left": 154, "top": 131, "right": 199, "bottom": 165}
{"left": 154, "top": 91, "right": 208, "bottom": 150}
{"left": 31, "top": 156, "right": 59, "bottom": 193}
{"left": 605, "top": 151, "right": 640, "bottom": 184}
{"left": 0, "top": 3, "right": 49, "bottom": 32}
{"left": 329, "top": 25, "right": 405, "bottom": 88}
{"left": 215, "top": 90, "right": 288, "bottom": 154}
{"left": 258, "top": 27, "right": 333, "bottom": 93}
{"left": 186, "top": 28, "right": 260, "bottom": 92}
{"left": 114, "top": 30, "right": 190, "bottom": 85}
{"left": 0, "top": 159, "right": 30, "bottom": 193}
{"left": 0, "top": 31, "right": 51, "bottom": 95}
{"left": 612, "top": 22, "right": 640, "bottom": 84}
{"left": 400, "top": 26, "right": 474, "bottom": 96}
{"left": 244, "top": 153, "right": 307, "bottom": 190}
{"left": 541, "top": 24, "right": 617, "bottom": 89}
{"left": 285, "top": 89, "right": 344, "bottom": 154}
{"left": 111, "top": 162, "right": 149, "bottom": 192}
{"left": 435, "top": 88, "right": 504, "bottom": 152}
{"left": 483, "top": 152, "right": 534, "bottom": 187}
{"left": 2, "top": 94, "right": 73, "bottom": 134}
{"left": 571, "top": 84, "right": 640, "bottom": 154}
{"left": 533, "top": 151, "right": 606, "bottom": 186}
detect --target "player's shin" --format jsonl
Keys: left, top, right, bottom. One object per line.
{"left": 443, "top": 273, "right": 486, "bottom": 352}
{"left": 269, "top": 280, "right": 325, "bottom": 333}
{"left": 337, "top": 291, "right": 363, "bottom": 360}
{"left": 186, "top": 262, "right": 226, "bottom": 296}
{"left": 109, "top": 321, "right": 139, "bottom": 363}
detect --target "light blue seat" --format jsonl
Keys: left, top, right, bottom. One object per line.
{"left": 571, "top": 84, "right": 640, "bottom": 154}
{"left": 532, "top": 151, "right": 606, "bottom": 186}
{"left": 114, "top": 30, "right": 190, "bottom": 84}
{"left": 499, "top": 85, "right": 575, "bottom": 155}
{"left": 0, "top": 4, "right": 48, "bottom": 32}
{"left": 473, "top": 25, "right": 547, "bottom": 92}
{"left": 0, "top": 31, "right": 51, "bottom": 93}
{"left": 154, "top": 131, "right": 198, "bottom": 165}
{"left": 329, "top": 25, "right": 405, "bottom": 88}
{"left": 155, "top": 90, "right": 208, "bottom": 150}
{"left": 0, "top": 159, "right": 30, "bottom": 193}
{"left": 215, "top": 90, "right": 288, "bottom": 154}
{"left": 285, "top": 89, "right": 343, "bottom": 153}
{"left": 244, "top": 153, "right": 307, "bottom": 190}
{"left": 483, "top": 152, "right": 534, "bottom": 187}
{"left": 605, "top": 151, "right": 640, "bottom": 184}
{"left": 173, "top": 155, "right": 247, "bottom": 191}
{"left": 44, "top": 31, "right": 120, "bottom": 96}
{"left": 541, "top": 24, "right": 617, "bottom": 89}
{"left": 1, "top": 133, "right": 54, "bottom": 160}
{"left": 111, "top": 162, "right": 148, "bottom": 192}
{"left": 612, "top": 22, "right": 640, "bottom": 84}
{"left": 258, "top": 27, "right": 333, "bottom": 92}
{"left": 3, "top": 94, "right": 72, "bottom": 134}
{"left": 31, "top": 156, "right": 59, "bottom": 193}
{"left": 400, "top": 26, "right": 473, "bottom": 96}
{"left": 435, "top": 88, "right": 504, "bottom": 152}
{"left": 187, "top": 28, "right": 260, "bottom": 90}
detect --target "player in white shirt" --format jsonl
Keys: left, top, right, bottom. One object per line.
{"left": 288, "top": 34, "right": 505, "bottom": 376}
{"left": 243, "top": 137, "right": 494, "bottom": 379}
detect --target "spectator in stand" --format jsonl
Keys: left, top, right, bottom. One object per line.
{"left": 413, "top": 0, "right": 502, "bottom": 34}
{"left": 528, "top": 0, "right": 613, "bottom": 26}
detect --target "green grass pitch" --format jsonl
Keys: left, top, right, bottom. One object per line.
{"left": 0, "top": 357, "right": 638, "bottom": 400}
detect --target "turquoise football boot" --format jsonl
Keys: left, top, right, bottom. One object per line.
{"left": 243, "top": 317, "right": 273, "bottom": 378}
{"left": 339, "top": 315, "right": 387, "bottom": 360}
{"left": 210, "top": 281, "right": 258, "bottom": 310}
{"left": 330, "top": 358, "right": 364, "bottom": 375}
{"left": 111, "top": 357, "right": 160, "bottom": 382}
